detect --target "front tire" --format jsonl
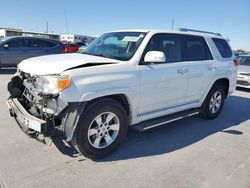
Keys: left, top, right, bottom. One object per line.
{"left": 72, "top": 98, "right": 128, "bottom": 159}
{"left": 201, "top": 84, "right": 226, "bottom": 119}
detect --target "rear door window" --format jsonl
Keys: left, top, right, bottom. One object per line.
{"left": 212, "top": 38, "right": 232, "bottom": 58}
{"left": 27, "top": 39, "right": 45, "bottom": 48}
{"left": 184, "top": 35, "right": 212, "bottom": 61}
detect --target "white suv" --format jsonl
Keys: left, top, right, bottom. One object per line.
{"left": 7, "top": 28, "right": 238, "bottom": 159}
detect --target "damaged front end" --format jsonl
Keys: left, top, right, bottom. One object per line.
{"left": 7, "top": 71, "right": 68, "bottom": 138}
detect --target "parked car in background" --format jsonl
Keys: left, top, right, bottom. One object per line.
{"left": 75, "top": 42, "right": 87, "bottom": 46}
{"left": 236, "top": 55, "right": 250, "bottom": 89}
{"left": 0, "top": 36, "right": 64, "bottom": 68}
{"left": 63, "top": 43, "right": 80, "bottom": 53}
{"left": 78, "top": 42, "right": 89, "bottom": 53}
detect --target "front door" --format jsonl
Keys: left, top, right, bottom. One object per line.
{"left": 0, "top": 38, "right": 28, "bottom": 66}
{"left": 138, "top": 34, "right": 188, "bottom": 115}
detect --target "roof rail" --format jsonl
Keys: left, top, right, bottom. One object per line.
{"left": 178, "top": 28, "right": 222, "bottom": 37}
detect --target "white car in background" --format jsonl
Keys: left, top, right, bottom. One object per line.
{"left": 236, "top": 55, "right": 250, "bottom": 89}
{"left": 7, "top": 28, "right": 237, "bottom": 159}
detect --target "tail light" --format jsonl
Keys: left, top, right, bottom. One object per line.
{"left": 234, "top": 59, "right": 240, "bottom": 67}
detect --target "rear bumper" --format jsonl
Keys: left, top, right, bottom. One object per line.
{"left": 6, "top": 98, "right": 46, "bottom": 133}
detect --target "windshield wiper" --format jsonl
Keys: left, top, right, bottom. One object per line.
{"left": 85, "top": 53, "right": 115, "bottom": 59}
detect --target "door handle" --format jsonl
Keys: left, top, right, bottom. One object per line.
{"left": 177, "top": 68, "right": 188, "bottom": 74}
{"left": 177, "top": 69, "right": 184, "bottom": 74}
{"left": 183, "top": 68, "right": 188, "bottom": 74}
{"left": 208, "top": 65, "right": 217, "bottom": 71}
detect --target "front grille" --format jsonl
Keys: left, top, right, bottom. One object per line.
{"left": 237, "top": 80, "right": 250, "bottom": 86}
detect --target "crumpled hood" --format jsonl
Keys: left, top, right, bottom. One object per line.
{"left": 18, "top": 53, "right": 118, "bottom": 76}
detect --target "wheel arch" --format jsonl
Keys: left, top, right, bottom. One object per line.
{"left": 62, "top": 93, "right": 133, "bottom": 142}
{"left": 211, "top": 78, "right": 230, "bottom": 98}
{"left": 200, "top": 77, "right": 230, "bottom": 107}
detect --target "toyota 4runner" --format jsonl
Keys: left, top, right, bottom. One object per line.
{"left": 7, "top": 28, "right": 238, "bottom": 159}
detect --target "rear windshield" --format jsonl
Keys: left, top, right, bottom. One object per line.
{"left": 212, "top": 38, "right": 233, "bottom": 58}
{"left": 237, "top": 56, "right": 250, "bottom": 66}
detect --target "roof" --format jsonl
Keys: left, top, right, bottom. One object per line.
{"left": 110, "top": 29, "right": 224, "bottom": 38}
{"left": 1, "top": 36, "right": 61, "bottom": 42}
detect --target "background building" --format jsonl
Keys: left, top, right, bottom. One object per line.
{"left": 0, "top": 27, "right": 59, "bottom": 39}
{"left": 0, "top": 27, "right": 96, "bottom": 44}
{"left": 60, "top": 34, "right": 96, "bottom": 44}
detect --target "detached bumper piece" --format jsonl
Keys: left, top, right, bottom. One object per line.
{"left": 7, "top": 98, "right": 46, "bottom": 134}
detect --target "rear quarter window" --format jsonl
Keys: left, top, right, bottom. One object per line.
{"left": 45, "top": 40, "right": 57, "bottom": 47}
{"left": 212, "top": 38, "right": 232, "bottom": 58}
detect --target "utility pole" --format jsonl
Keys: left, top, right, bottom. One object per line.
{"left": 171, "top": 19, "right": 175, "bottom": 30}
{"left": 46, "top": 21, "right": 48, "bottom": 33}
{"left": 64, "top": 11, "right": 69, "bottom": 34}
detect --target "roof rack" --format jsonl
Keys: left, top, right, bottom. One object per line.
{"left": 178, "top": 28, "right": 222, "bottom": 37}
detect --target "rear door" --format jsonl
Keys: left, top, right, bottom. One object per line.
{"left": 26, "top": 38, "right": 47, "bottom": 58}
{"left": 182, "top": 35, "right": 215, "bottom": 103}
{"left": 0, "top": 38, "right": 28, "bottom": 67}
{"left": 42, "top": 40, "right": 60, "bottom": 54}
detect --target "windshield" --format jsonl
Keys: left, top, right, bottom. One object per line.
{"left": 83, "top": 32, "right": 146, "bottom": 61}
{"left": 237, "top": 56, "right": 250, "bottom": 66}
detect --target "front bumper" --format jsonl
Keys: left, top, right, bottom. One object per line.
{"left": 7, "top": 98, "right": 47, "bottom": 133}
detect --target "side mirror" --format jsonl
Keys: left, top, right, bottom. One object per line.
{"left": 3, "top": 44, "right": 8, "bottom": 49}
{"left": 144, "top": 51, "right": 166, "bottom": 64}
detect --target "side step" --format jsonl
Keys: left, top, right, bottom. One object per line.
{"left": 132, "top": 109, "right": 200, "bottom": 132}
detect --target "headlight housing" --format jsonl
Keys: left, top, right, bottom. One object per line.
{"left": 37, "top": 75, "right": 71, "bottom": 94}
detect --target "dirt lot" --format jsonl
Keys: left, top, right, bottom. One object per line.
{"left": 0, "top": 69, "right": 250, "bottom": 188}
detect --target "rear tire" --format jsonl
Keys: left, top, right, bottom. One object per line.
{"left": 201, "top": 84, "right": 226, "bottom": 119}
{"left": 72, "top": 98, "right": 128, "bottom": 159}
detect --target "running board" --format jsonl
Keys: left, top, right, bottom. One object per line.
{"left": 132, "top": 109, "right": 200, "bottom": 132}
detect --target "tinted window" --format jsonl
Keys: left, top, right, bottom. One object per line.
{"left": 6, "top": 38, "right": 27, "bottom": 48}
{"left": 237, "top": 56, "right": 250, "bottom": 66}
{"left": 144, "top": 34, "right": 182, "bottom": 63}
{"left": 212, "top": 38, "right": 232, "bottom": 58}
{"left": 44, "top": 40, "right": 57, "bottom": 47}
{"left": 28, "top": 39, "right": 44, "bottom": 48}
{"left": 184, "top": 35, "right": 212, "bottom": 61}
{"left": 27, "top": 39, "right": 57, "bottom": 48}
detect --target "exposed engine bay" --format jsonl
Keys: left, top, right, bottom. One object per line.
{"left": 7, "top": 71, "right": 66, "bottom": 138}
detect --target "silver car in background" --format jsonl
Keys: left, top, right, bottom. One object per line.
{"left": 237, "top": 55, "right": 250, "bottom": 89}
